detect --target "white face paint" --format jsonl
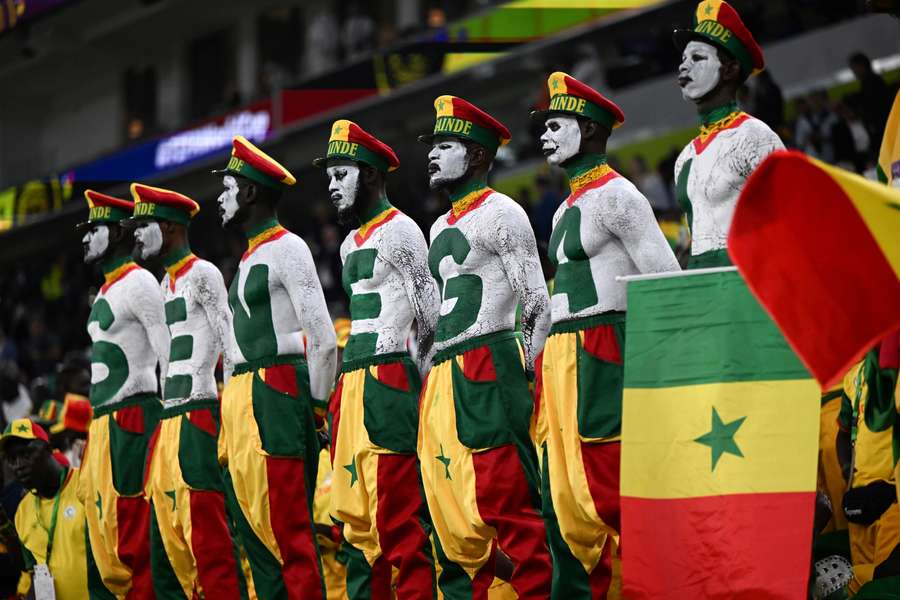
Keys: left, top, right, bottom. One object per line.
{"left": 82, "top": 224, "right": 109, "bottom": 263}
{"left": 326, "top": 162, "right": 360, "bottom": 215}
{"left": 217, "top": 175, "right": 240, "bottom": 226}
{"left": 540, "top": 115, "right": 582, "bottom": 165}
{"left": 679, "top": 40, "right": 722, "bottom": 101}
{"left": 133, "top": 221, "right": 163, "bottom": 259}
{"left": 427, "top": 139, "right": 469, "bottom": 188}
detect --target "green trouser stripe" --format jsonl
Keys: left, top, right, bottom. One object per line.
{"left": 624, "top": 270, "right": 809, "bottom": 388}
{"left": 344, "top": 543, "right": 374, "bottom": 599}
{"left": 432, "top": 533, "right": 473, "bottom": 600}
{"left": 687, "top": 248, "right": 732, "bottom": 269}
{"left": 576, "top": 320, "right": 625, "bottom": 439}
{"left": 177, "top": 407, "right": 223, "bottom": 491}
{"left": 149, "top": 501, "right": 189, "bottom": 599}
{"left": 109, "top": 397, "right": 162, "bottom": 496}
{"left": 86, "top": 524, "right": 116, "bottom": 600}
{"left": 223, "top": 468, "right": 287, "bottom": 600}
{"left": 541, "top": 444, "right": 591, "bottom": 599}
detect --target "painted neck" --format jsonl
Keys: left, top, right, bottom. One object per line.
{"left": 162, "top": 244, "right": 192, "bottom": 270}
{"left": 698, "top": 99, "right": 739, "bottom": 126}
{"left": 562, "top": 153, "right": 607, "bottom": 182}
{"left": 243, "top": 217, "right": 280, "bottom": 241}
{"left": 100, "top": 253, "right": 132, "bottom": 277}
{"left": 448, "top": 176, "right": 488, "bottom": 205}
{"left": 359, "top": 196, "right": 393, "bottom": 225}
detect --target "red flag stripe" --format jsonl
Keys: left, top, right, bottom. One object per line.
{"left": 621, "top": 492, "right": 814, "bottom": 599}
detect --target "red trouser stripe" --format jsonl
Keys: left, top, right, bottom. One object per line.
{"left": 190, "top": 490, "right": 243, "bottom": 599}
{"left": 116, "top": 496, "right": 155, "bottom": 600}
{"left": 581, "top": 441, "right": 621, "bottom": 598}
{"left": 264, "top": 456, "right": 323, "bottom": 600}
{"left": 472, "top": 445, "right": 552, "bottom": 599}
{"left": 375, "top": 453, "right": 435, "bottom": 600}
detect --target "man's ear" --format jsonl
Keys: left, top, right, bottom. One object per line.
{"left": 243, "top": 181, "right": 258, "bottom": 206}
{"left": 468, "top": 144, "right": 488, "bottom": 169}
{"left": 361, "top": 164, "right": 379, "bottom": 187}
{"left": 108, "top": 224, "right": 126, "bottom": 244}
{"left": 720, "top": 55, "right": 742, "bottom": 86}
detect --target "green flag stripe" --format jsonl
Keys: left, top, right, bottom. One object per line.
{"left": 624, "top": 271, "right": 809, "bottom": 388}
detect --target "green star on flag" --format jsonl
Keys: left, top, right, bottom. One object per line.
{"left": 694, "top": 407, "right": 746, "bottom": 471}
{"left": 436, "top": 445, "right": 451, "bottom": 480}
{"left": 16, "top": 423, "right": 28, "bottom": 433}
{"left": 437, "top": 99, "right": 445, "bottom": 111}
{"left": 344, "top": 459, "right": 358, "bottom": 487}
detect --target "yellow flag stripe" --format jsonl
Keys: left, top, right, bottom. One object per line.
{"left": 621, "top": 378, "right": 819, "bottom": 499}
{"left": 816, "top": 156, "right": 900, "bottom": 280}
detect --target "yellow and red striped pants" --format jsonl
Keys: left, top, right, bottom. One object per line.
{"left": 144, "top": 400, "right": 246, "bottom": 599}
{"left": 218, "top": 357, "right": 324, "bottom": 600}
{"left": 77, "top": 393, "right": 161, "bottom": 600}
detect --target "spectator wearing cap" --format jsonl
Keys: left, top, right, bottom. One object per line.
{"left": 48, "top": 394, "right": 92, "bottom": 468}
{"left": 417, "top": 95, "right": 555, "bottom": 597}
{"left": 672, "top": 0, "right": 785, "bottom": 269}
{"left": 1, "top": 418, "right": 107, "bottom": 599}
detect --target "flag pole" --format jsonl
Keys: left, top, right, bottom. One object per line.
{"left": 616, "top": 266, "right": 737, "bottom": 283}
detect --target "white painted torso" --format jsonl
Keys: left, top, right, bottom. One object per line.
{"left": 88, "top": 267, "right": 167, "bottom": 407}
{"left": 161, "top": 259, "right": 231, "bottom": 408}
{"left": 550, "top": 175, "right": 679, "bottom": 322}
{"left": 675, "top": 116, "right": 784, "bottom": 256}
{"left": 429, "top": 191, "right": 550, "bottom": 367}
{"left": 341, "top": 213, "right": 436, "bottom": 357}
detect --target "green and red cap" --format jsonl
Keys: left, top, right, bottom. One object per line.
{"left": 127, "top": 183, "right": 200, "bottom": 226}
{"left": 673, "top": 0, "right": 765, "bottom": 78}
{"left": 533, "top": 71, "right": 625, "bottom": 131}
{"left": 419, "top": 95, "right": 511, "bottom": 153}
{"left": 313, "top": 119, "right": 400, "bottom": 172}
{"left": 77, "top": 190, "right": 134, "bottom": 230}
{"left": 213, "top": 135, "right": 297, "bottom": 190}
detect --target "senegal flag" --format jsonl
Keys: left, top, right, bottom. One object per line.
{"left": 729, "top": 150, "right": 900, "bottom": 388}
{"left": 620, "top": 269, "right": 820, "bottom": 599}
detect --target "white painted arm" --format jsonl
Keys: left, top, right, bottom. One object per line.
{"left": 195, "top": 263, "right": 235, "bottom": 386}
{"left": 132, "top": 271, "right": 171, "bottom": 393}
{"left": 598, "top": 185, "right": 681, "bottom": 275}
{"left": 493, "top": 200, "right": 551, "bottom": 371}
{"left": 278, "top": 238, "right": 337, "bottom": 404}
{"left": 384, "top": 218, "right": 440, "bottom": 372}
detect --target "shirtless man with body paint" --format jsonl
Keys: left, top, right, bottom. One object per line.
{"left": 314, "top": 120, "right": 443, "bottom": 598}
{"left": 532, "top": 71, "right": 679, "bottom": 599}
{"left": 673, "top": 0, "right": 784, "bottom": 269}
{"left": 416, "top": 95, "right": 554, "bottom": 599}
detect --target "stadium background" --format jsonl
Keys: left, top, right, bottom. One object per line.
{"left": 0, "top": 0, "right": 896, "bottom": 410}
